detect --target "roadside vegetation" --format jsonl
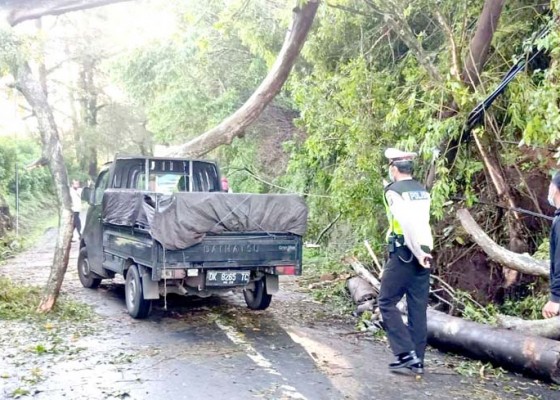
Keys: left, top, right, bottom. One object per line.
{"left": 0, "top": 137, "right": 94, "bottom": 322}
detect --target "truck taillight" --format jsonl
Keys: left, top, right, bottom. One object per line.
{"left": 276, "top": 265, "right": 296, "bottom": 275}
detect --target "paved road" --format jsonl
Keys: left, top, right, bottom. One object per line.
{"left": 0, "top": 228, "right": 558, "bottom": 400}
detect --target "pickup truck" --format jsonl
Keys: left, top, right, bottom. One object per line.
{"left": 78, "top": 155, "right": 307, "bottom": 318}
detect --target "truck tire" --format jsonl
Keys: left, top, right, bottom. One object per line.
{"left": 125, "top": 264, "right": 152, "bottom": 319}
{"left": 77, "top": 247, "right": 101, "bottom": 289}
{"left": 244, "top": 278, "right": 272, "bottom": 310}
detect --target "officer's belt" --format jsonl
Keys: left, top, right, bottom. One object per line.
{"left": 390, "top": 234, "right": 406, "bottom": 247}
{"left": 390, "top": 235, "right": 432, "bottom": 253}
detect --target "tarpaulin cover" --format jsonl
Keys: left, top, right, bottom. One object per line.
{"left": 102, "top": 189, "right": 145, "bottom": 227}
{"left": 102, "top": 190, "right": 308, "bottom": 250}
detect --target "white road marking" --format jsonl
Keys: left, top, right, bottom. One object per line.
{"left": 214, "top": 318, "right": 309, "bottom": 400}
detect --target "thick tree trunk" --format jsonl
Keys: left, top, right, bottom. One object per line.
{"left": 344, "top": 256, "right": 408, "bottom": 314}
{"left": 15, "top": 62, "right": 73, "bottom": 313}
{"left": 78, "top": 57, "right": 99, "bottom": 179}
{"left": 88, "top": 149, "right": 98, "bottom": 180}
{"left": 2, "top": 0, "right": 134, "bottom": 26}
{"left": 427, "top": 309, "right": 560, "bottom": 383}
{"left": 457, "top": 208, "right": 549, "bottom": 278}
{"left": 473, "top": 131, "right": 527, "bottom": 286}
{"left": 425, "top": 0, "right": 506, "bottom": 189}
{"left": 347, "top": 276, "right": 376, "bottom": 305}
{"left": 461, "top": 0, "right": 506, "bottom": 89}
{"left": 497, "top": 315, "right": 560, "bottom": 340}
{"left": 165, "top": 0, "right": 319, "bottom": 158}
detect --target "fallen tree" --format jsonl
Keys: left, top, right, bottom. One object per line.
{"left": 457, "top": 208, "right": 549, "bottom": 278}
{"left": 428, "top": 309, "right": 560, "bottom": 383}
{"left": 165, "top": 0, "right": 319, "bottom": 158}
{"left": 14, "top": 62, "right": 74, "bottom": 312}
{"left": 344, "top": 254, "right": 560, "bottom": 382}
{"left": 2, "top": 0, "right": 134, "bottom": 26}
{"left": 496, "top": 315, "right": 560, "bottom": 340}
{"left": 343, "top": 256, "right": 380, "bottom": 289}
{"left": 347, "top": 276, "right": 376, "bottom": 305}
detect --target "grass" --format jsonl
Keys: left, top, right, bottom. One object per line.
{"left": 1, "top": 193, "right": 58, "bottom": 261}
{"left": 301, "top": 247, "right": 354, "bottom": 313}
{"left": 0, "top": 276, "right": 94, "bottom": 321}
{"left": 0, "top": 193, "right": 94, "bottom": 321}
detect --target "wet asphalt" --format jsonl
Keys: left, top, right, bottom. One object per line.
{"left": 1, "top": 228, "right": 559, "bottom": 400}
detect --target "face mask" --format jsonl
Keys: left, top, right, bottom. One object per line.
{"left": 549, "top": 192, "right": 556, "bottom": 208}
{"left": 547, "top": 185, "right": 556, "bottom": 208}
{"left": 388, "top": 167, "right": 395, "bottom": 182}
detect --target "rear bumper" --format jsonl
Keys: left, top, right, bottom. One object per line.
{"left": 153, "top": 233, "right": 303, "bottom": 278}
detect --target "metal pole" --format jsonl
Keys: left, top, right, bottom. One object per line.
{"left": 189, "top": 160, "right": 193, "bottom": 192}
{"left": 15, "top": 162, "right": 19, "bottom": 237}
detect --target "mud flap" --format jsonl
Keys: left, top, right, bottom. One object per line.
{"left": 138, "top": 265, "right": 159, "bottom": 300}
{"left": 265, "top": 274, "right": 279, "bottom": 294}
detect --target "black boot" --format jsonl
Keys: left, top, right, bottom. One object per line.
{"left": 389, "top": 351, "right": 424, "bottom": 374}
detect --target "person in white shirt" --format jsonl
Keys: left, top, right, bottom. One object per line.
{"left": 378, "top": 148, "right": 433, "bottom": 375}
{"left": 70, "top": 179, "right": 82, "bottom": 241}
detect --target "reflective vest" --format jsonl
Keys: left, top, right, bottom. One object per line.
{"left": 383, "top": 179, "right": 430, "bottom": 241}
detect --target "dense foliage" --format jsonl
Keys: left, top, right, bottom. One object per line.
{"left": 112, "top": 1, "right": 558, "bottom": 256}
{"left": 0, "top": 137, "right": 53, "bottom": 201}
{"left": 2, "top": 0, "right": 560, "bottom": 305}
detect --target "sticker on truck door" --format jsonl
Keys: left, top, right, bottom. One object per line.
{"left": 206, "top": 270, "right": 251, "bottom": 286}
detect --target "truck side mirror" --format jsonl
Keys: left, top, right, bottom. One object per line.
{"left": 81, "top": 187, "right": 92, "bottom": 204}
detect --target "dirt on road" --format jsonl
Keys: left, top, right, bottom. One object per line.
{"left": 0, "top": 228, "right": 558, "bottom": 400}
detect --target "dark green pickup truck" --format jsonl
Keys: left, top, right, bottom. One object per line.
{"left": 78, "top": 155, "right": 307, "bottom": 318}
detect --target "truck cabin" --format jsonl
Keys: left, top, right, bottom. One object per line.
{"left": 109, "top": 157, "right": 222, "bottom": 194}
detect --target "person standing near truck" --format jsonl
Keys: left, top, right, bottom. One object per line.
{"left": 378, "top": 148, "right": 433, "bottom": 374}
{"left": 542, "top": 172, "right": 560, "bottom": 319}
{"left": 70, "top": 179, "right": 82, "bottom": 242}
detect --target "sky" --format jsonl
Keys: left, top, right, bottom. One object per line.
{"left": 0, "top": 0, "right": 178, "bottom": 138}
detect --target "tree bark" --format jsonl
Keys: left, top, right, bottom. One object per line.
{"left": 427, "top": 309, "right": 560, "bottom": 383}
{"left": 164, "top": 0, "right": 319, "bottom": 158}
{"left": 343, "top": 255, "right": 380, "bottom": 290}
{"left": 15, "top": 62, "right": 73, "bottom": 313}
{"left": 472, "top": 130, "right": 528, "bottom": 286}
{"left": 347, "top": 276, "right": 376, "bottom": 305}
{"left": 496, "top": 315, "right": 560, "bottom": 340}
{"left": 78, "top": 57, "right": 99, "bottom": 179}
{"left": 343, "top": 255, "right": 408, "bottom": 314}
{"left": 461, "top": 0, "right": 506, "bottom": 89}
{"left": 2, "top": 0, "right": 134, "bottom": 26}
{"left": 457, "top": 208, "right": 549, "bottom": 278}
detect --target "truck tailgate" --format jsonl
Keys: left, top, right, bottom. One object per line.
{"left": 157, "top": 233, "right": 302, "bottom": 271}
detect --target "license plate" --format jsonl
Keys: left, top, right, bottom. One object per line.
{"left": 206, "top": 270, "right": 251, "bottom": 287}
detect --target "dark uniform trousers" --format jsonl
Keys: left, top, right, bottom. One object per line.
{"left": 378, "top": 246, "right": 430, "bottom": 361}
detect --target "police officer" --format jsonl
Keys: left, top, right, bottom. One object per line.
{"left": 378, "top": 148, "right": 433, "bottom": 374}
{"left": 542, "top": 172, "right": 560, "bottom": 319}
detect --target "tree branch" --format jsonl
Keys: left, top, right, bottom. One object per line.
{"left": 435, "top": 11, "right": 461, "bottom": 81}
{"left": 461, "top": 0, "right": 506, "bottom": 89}
{"left": 365, "top": 0, "right": 443, "bottom": 83}
{"left": 165, "top": 0, "right": 319, "bottom": 158}
{"left": 497, "top": 315, "right": 560, "bottom": 340}
{"left": 3, "top": 0, "right": 135, "bottom": 26}
{"left": 326, "top": 2, "right": 371, "bottom": 18}
{"left": 457, "top": 208, "right": 549, "bottom": 278}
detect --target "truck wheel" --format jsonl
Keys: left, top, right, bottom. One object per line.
{"left": 77, "top": 247, "right": 101, "bottom": 289}
{"left": 125, "top": 265, "right": 152, "bottom": 319}
{"left": 244, "top": 278, "right": 272, "bottom": 310}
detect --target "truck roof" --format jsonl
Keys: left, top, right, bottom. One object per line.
{"left": 113, "top": 154, "right": 217, "bottom": 164}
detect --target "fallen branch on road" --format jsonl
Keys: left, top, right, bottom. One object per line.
{"left": 427, "top": 309, "right": 560, "bottom": 383}
{"left": 343, "top": 255, "right": 560, "bottom": 383}
{"left": 347, "top": 276, "right": 376, "bottom": 305}
{"left": 457, "top": 208, "right": 549, "bottom": 278}
{"left": 496, "top": 314, "right": 560, "bottom": 340}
